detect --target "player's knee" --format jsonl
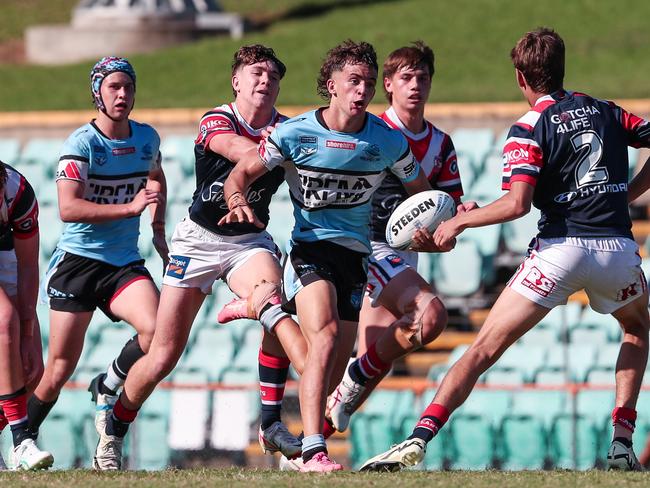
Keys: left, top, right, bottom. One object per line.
{"left": 149, "top": 347, "right": 182, "bottom": 381}
{"left": 466, "top": 341, "right": 505, "bottom": 372}
{"left": 395, "top": 292, "right": 444, "bottom": 348}
{"left": 135, "top": 325, "right": 155, "bottom": 353}
{"left": 48, "top": 358, "right": 76, "bottom": 390}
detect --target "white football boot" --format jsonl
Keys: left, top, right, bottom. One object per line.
{"left": 359, "top": 438, "right": 426, "bottom": 472}
{"left": 327, "top": 367, "right": 366, "bottom": 432}
{"left": 607, "top": 440, "right": 643, "bottom": 471}
{"left": 11, "top": 438, "right": 54, "bottom": 471}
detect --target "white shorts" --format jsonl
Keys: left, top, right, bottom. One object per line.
{"left": 0, "top": 250, "right": 17, "bottom": 297}
{"left": 366, "top": 240, "right": 418, "bottom": 305}
{"left": 163, "top": 218, "right": 281, "bottom": 295}
{"left": 508, "top": 237, "right": 646, "bottom": 314}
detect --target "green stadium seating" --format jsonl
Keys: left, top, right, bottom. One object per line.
{"left": 546, "top": 344, "right": 597, "bottom": 383}
{"left": 432, "top": 239, "right": 482, "bottom": 297}
{"left": 499, "top": 414, "right": 547, "bottom": 469}
{"left": 594, "top": 344, "right": 621, "bottom": 370}
{"left": 265, "top": 198, "right": 293, "bottom": 253}
{"left": 502, "top": 209, "right": 540, "bottom": 255}
{"left": 577, "top": 308, "right": 621, "bottom": 342}
{"left": 550, "top": 413, "right": 600, "bottom": 470}
{"left": 182, "top": 328, "right": 235, "bottom": 381}
{"left": 132, "top": 412, "right": 171, "bottom": 470}
{"left": 451, "top": 128, "right": 495, "bottom": 173}
{"left": 537, "top": 302, "right": 583, "bottom": 337}
{"left": 576, "top": 389, "right": 615, "bottom": 424}
{"left": 0, "top": 138, "right": 21, "bottom": 163}
{"left": 518, "top": 325, "right": 559, "bottom": 346}
{"left": 448, "top": 413, "right": 495, "bottom": 469}
{"left": 456, "top": 389, "right": 511, "bottom": 427}
{"left": 19, "top": 138, "right": 65, "bottom": 170}
{"left": 169, "top": 368, "right": 210, "bottom": 450}
{"left": 534, "top": 367, "right": 568, "bottom": 385}
{"left": 586, "top": 367, "right": 616, "bottom": 386}
{"left": 417, "top": 250, "right": 434, "bottom": 283}
{"left": 512, "top": 390, "right": 568, "bottom": 428}
{"left": 166, "top": 201, "right": 190, "bottom": 234}
{"left": 38, "top": 413, "right": 78, "bottom": 469}
{"left": 163, "top": 160, "right": 192, "bottom": 204}
{"left": 484, "top": 368, "right": 525, "bottom": 387}
{"left": 160, "top": 135, "right": 196, "bottom": 176}
{"left": 38, "top": 205, "right": 63, "bottom": 258}
{"left": 570, "top": 325, "right": 609, "bottom": 345}
{"left": 494, "top": 345, "right": 546, "bottom": 383}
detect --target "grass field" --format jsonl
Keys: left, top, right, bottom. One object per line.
{"left": 0, "top": 468, "right": 647, "bottom": 488}
{"left": 0, "top": 0, "right": 649, "bottom": 110}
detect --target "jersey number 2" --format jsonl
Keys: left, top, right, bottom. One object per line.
{"left": 571, "top": 130, "right": 608, "bottom": 188}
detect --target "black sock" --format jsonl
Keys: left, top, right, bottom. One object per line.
{"left": 107, "top": 413, "right": 131, "bottom": 438}
{"left": 26, "top": 395, "right": 58, "bottom": 439}
{"left": 614, "top": 436, "right": 633, "bottom": 448}
{"left": 347, "top": 361, "right": 369, "bottom": 386}
{"left": 10, "top": 420, "right": 30, "bottom": 446}
{"left": 302, "top": 445, "right": 327, "bottom": 463}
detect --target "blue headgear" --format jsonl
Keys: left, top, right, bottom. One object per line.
{"left": 90, "top": 56, "right": 136, "bottom": 112}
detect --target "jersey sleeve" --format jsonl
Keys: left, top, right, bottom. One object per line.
{"left": 258, "top": 130, "right": 287, "bottom": 171}
{"left": 149, "top": 130, "right": 162, "bottom": 171}
{"left": 501, "top": 124, "right": 544, "bottom": 190}
{"left": 56, "top": 134, "right": 90, "bottom": 184}
{"left": 10, "top": 175, "right": 38, "bottom": 239}
{"left": 389, "top": 134, "right": 420, "bottom": 183}
{"left": 612, "top": 103, "right": 650, "bottom": 148}
{"left": 196, "top": 110, "right": 238, "bottom": 148}
{"left": 433, "top": 136, "right": 463, "bottom": 202}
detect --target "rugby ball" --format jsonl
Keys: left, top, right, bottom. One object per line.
{"left": 385, "top": 190, "right": 456, "bottom": 250}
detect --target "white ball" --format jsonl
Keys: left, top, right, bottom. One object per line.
{"left": 385, "top": 190, "right": 456, "bottom": 250}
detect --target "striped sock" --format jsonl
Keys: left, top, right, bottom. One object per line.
{"left": 302, "top": 434, "right": 326, "bottom": 463}
{"left": 108, "top": 396, "right": 138, "bottom": 438}
{"left": 259, "top": 349, "right": 290, "bottom": 430}
{"left": 409, "top": 403, "right": 450, "bottom": 443}
{"left": 0, "top": 388, "right": 29, "bottom": 447}
{"left": 348, "top": 343, "right": 390, "bottom": 386}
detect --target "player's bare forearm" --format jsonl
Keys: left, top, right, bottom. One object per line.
{"left": 628, "top": 155, "right": 650, "bottom": 203}
{"left": 58, "top": 180, "right": 161, "bottom": 223}
{"left": 403, "top": 169, "right": 431, "bottom": 195}
{"left": 209, "top": 133, "right": 258, "bottom": 164}
{"left": 223, "top": 157, "right": 268, "bottom": 204}
{"left": 456, "top": 182, "right": 533, "bottom": 230}
{"left": 147, "top": 167, "right": 167, "bottom": 225}
{"left": 14, "top": 233, "right": 39, "bottom": 335}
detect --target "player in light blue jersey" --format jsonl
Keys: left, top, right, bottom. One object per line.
{"left": 29, "top": 57, "right": 167, "bottom": 471}
{"left": 221, "top": 40, "right": 440, "bottom": 472}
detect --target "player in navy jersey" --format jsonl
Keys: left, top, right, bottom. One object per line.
{"left": 325, "top": 42, "right": 475, "bottom": 444}
{"left": 220, "top": 40, "right": 440, "bottom": 472}
{"left": 0, "top": 162, "right": 53, "bottom": 470}
{"left": 111, "top": 45, "right": 307, "bottom": 462}
{"left": 362, "top": 28, "right": 650, "bottom": 472}
{"left": 27, "top": 57, "right": 167, "bottom": 471}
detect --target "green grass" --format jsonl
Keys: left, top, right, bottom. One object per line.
{"left": 0, "top": 0, "right": 649, "bottom": 110}
{"left": 0, "top": 0, "right": 77, "bottom": 43}
{"left": 0, "top": 469, "right": 648, "bottom": 488}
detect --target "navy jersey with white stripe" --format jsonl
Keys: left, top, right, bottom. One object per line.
{"left": 55, "top": 120, "right": 161, "bottom": 266}
{"left": 259, "top": 108, "right": 420, "bottom": 253}
{"left": 0, "top": 163, "right": 39, "bottom": 253}
{"left": 190, "top": 102, "right": 286, "bottom": 236}
{"left": 369, "top": 107, "right": 463, "bottom": 242}
{"left": 502, "top": 90, "right": 650, "bottom": 239}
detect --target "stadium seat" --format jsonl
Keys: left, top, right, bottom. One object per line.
{"left": 576, "top": 389, "right": 615, "bottom": 425}
{"left": 501, "top": 209, "right": 540, "bottom": 255}
{"left": 80, "top": 326, "right": 134, "bottom": 371}
{"left": 0, "top": 138, "right": 21, "bottom": 163}
{"left": 546, "top": 344, "right": 597, "bottom": 383}
{"left": 628, "top": 146, "right": 640, "bottom": 180}
{"left": 19, "top": 138, "right": 65, "bottom": 171}
{"left": 537, "top": 302, "right": 582, "bottom": 337}
{"left": 132, "top": 412, "right": 171, "bottom": 470}
{"left": 38, "top": 413, "right": 79, "bottom": 469}
{"left": 518, "top": 325, "right": 559, "bottom": 346}
{"left": 181, "top": 328, "right": 235, "bottom": 381}
{"left": 432, "top": 239, "right": 482, "bottom": 297}
{"left": 145, "top": 254, "right": 166, "bottom": 287}
{"left": 163, "top": 160, "right": 193, "bottom": 203}
{"left": 451, "top": 128, "right": 495, "bottom": 173}
{"left": 570, "top": 325, "right": 609, "bottom": 345}
{"left": 160, "top": 135, "right": 196, "bottom": 176}
{"left": 512, "top": 390, "right": 568, "bottom": 427}
{"left": 349, "top": 411, "right": 398, "bottom": 469}
{"left": 577, "top": 308, "right": 621, "bottom": 342}
{"left": 494, "top": 344, "right": 546, "bottom": 383}
{"left": 448, "top": 413, "right": 495, "bottom": 470}
{"left": 17, "top": 162, "right": 46, "bottom": 196}
{"left": 265, "top": 198, "right": 293, "bottom": 253}
{"left": 586, "top": 367, "right": 616, "bottom": 386}
{"left": 466, "top": 157, "right": 503, "bottom": 206}
{"left": 211, "top": 369, "right": 258, "bottom": 451}
{"left": 168, "top": 369, "right": 210, "bottom": 450}
{"left": 166, "top": 201, "right": 190, "bottom": 234}
{"left": 38, "top": 205, "right": 63, "bottom": 258}
{"left": 456, "top": 389, "right": 511, "bottom": 427}
{"left": 550, "top": 413, "right": 600, "bottom": 470}
{"left": 483, "top": 368, "right": 525, "bottom": 387}
{"left": 534, "top": 367, "right": 568, "bottom": 386}
{"left": 499, "top": 414, "right": 547, "bottom": 469}
{"left": 593, "top": 343, "right": 621, "bottom": 370}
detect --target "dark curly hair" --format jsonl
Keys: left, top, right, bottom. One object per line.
{"left": 317, "top": 40, "right": 378, "bottom": 100}
{"left": 231, "top": 45, "right": 287, "bottom": 97}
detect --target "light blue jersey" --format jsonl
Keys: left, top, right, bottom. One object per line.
{"left": 55, "top": 120, "right": 161, "bottom": 266}
{"left": 259, "top": 109, "right": 419, "bottom": 253}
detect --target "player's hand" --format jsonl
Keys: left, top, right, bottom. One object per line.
{"left": 21, "top": 331, "right": 43, "bottom": 387}
{"left": 218, "top": 204, "right": 264, "bottom": 228}
{"left": 129, "top": 189, "right": 164, "bottom": 216}
{"left": 433, "top": 216, "right": 464, "bottom": 251}
{"left": 152, "top": 229, "right": 169, "bottom": 269}
{"left": 261, "top": 125, "right": 276, "bottom": 140}
{"left": 409, "top": 228, "right": 455, "bottom": 253}
{"left": 457, "top": 201, "right": 479, "bottom": 213}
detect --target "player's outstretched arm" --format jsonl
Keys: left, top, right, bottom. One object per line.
{"left": 209, "top": 132, "right": 259, "bottom": 165}
{"left": 433, "top": 181, "right": 534, "bottom": 249}
{"left": 57, "top": 179, "right": 162, "bottom": 224}
{"left": 402, "top": 166, "right": 431, "bottom": 195}
{"left": 14, "top": 231, "right": 43, "bottom": 385}
{"left": 219, "top": 156, "right": 269, "bottom": 227}
{"left": 628, "top": 156, "right": 650, "bottom": 204}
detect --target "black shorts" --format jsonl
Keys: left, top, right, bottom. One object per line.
{"left": 282, "top": 240, "right": 368, "bottom": 322}
{"left": 45, "top": 251, "right": 153, "bottom": 322}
